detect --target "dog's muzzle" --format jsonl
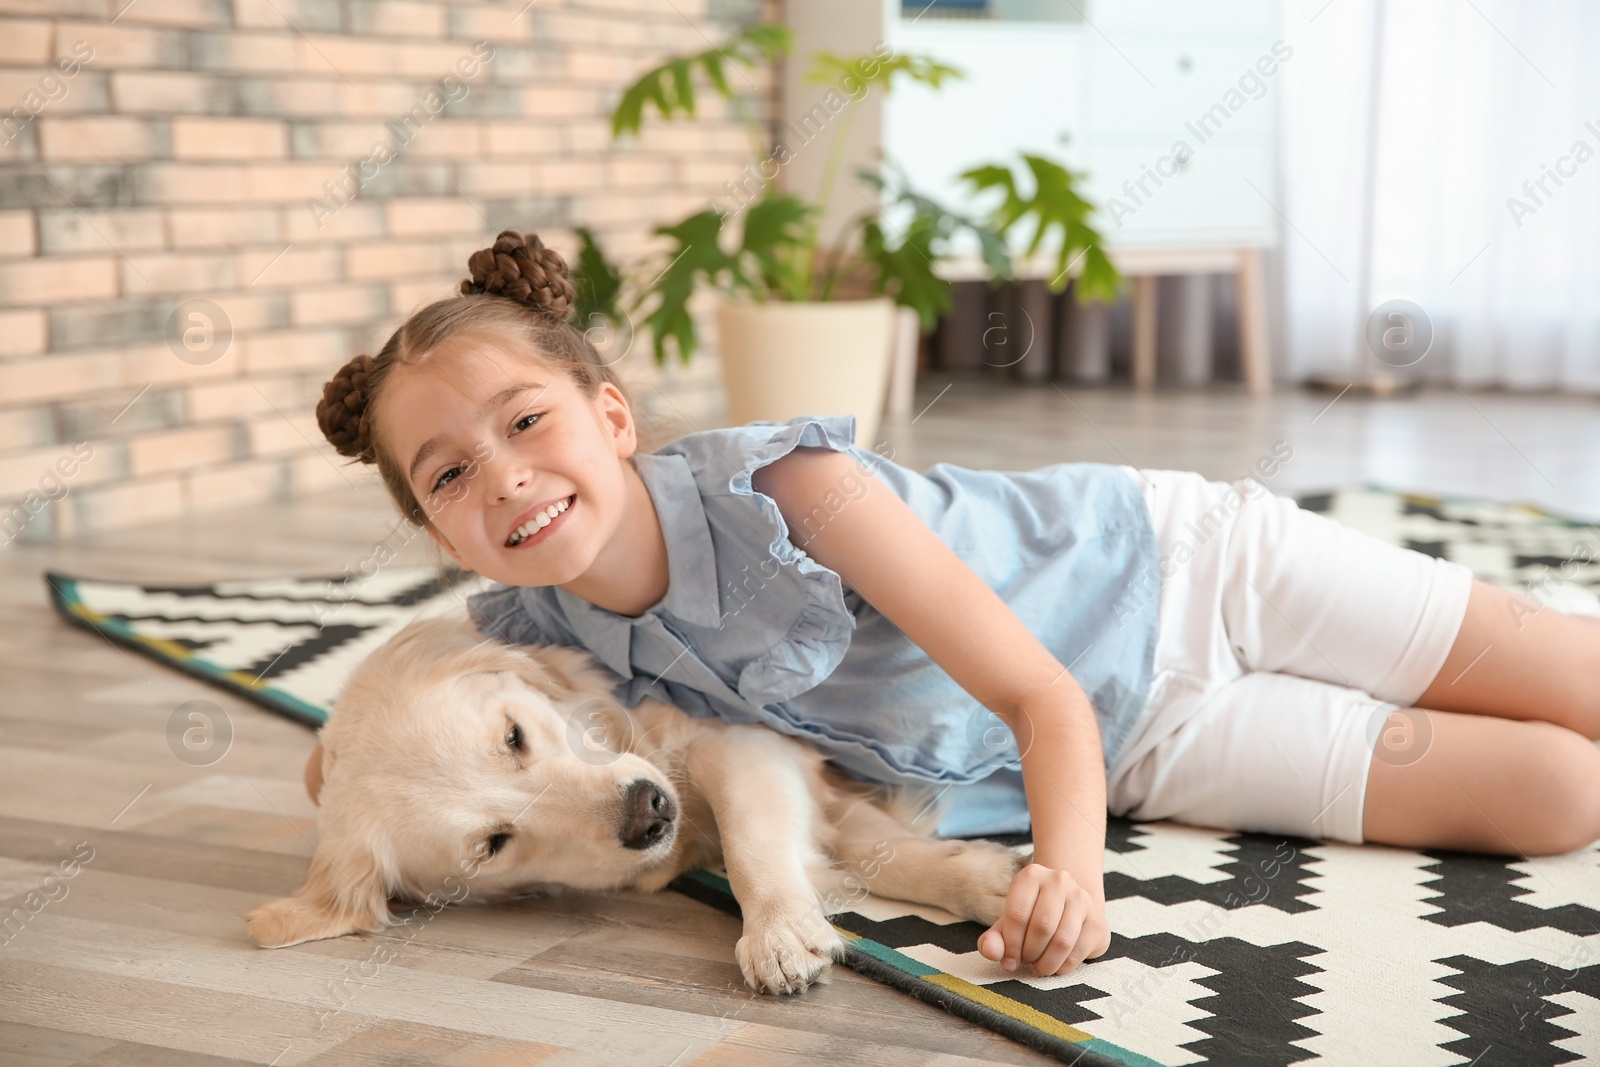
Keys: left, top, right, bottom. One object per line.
{"left": 618, "top": 778, "right": 676, "bottom": 850}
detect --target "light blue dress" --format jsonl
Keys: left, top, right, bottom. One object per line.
{"left": 466, "top": 413, "right": 1161, "bottom": 838}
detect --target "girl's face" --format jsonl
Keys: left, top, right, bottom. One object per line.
{"left": 379, "top": 333, "right": 637, "bottom": 588}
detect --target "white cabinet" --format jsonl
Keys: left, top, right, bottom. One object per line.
{"left": 875, "top": 0, "right": 1285, "bottom": 254}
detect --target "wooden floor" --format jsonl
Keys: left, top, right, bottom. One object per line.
{"left": 1, "top": 374, "right": 1596, "bottom": 1065}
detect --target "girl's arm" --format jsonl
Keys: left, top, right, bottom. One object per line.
{"left": 752, "top": 446, "right": 1112, "bottom": 978}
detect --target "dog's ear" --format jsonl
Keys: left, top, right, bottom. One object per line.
{"left": 313, "top": 725, "right": 336, "bottom": 798}
{"left": 495, "top": 642, "right": 621, "bottom": 705}
{"left": 245, "top": 834, "right": 393, "bottom": 948}
{"left": 392, "top": 611, "right": 618, "bottom": 707}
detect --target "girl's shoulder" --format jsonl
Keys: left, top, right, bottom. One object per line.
{"left": 649, "top": 413, "right": 899, "bottom": 498}
{"left": 645, "top": 412, "right": 1148, "bottom": 548}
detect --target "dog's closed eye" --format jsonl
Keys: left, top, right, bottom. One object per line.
{"left": 483, "top": 832, "right": 511, "bottom": 858}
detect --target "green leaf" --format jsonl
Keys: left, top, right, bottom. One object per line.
{"left": 959, "top": 152, "right": 1122, "bottom": 298}
{"left": 610, "top": 80, "right": 648, "bottom": 140}
{"left": 613, "top": 69, "right": 677, "bottom": 141}
{"left": 958, "top": 161, "right": 1029, "bottom": 234}
{"left": 611, "top": 25, "right": 792, "bottom": 140}
{"left": 958, "top": 163, "right": 1013, "bottom": 191}
{"left": 668, "top": 58, "right": 695, "bottom": 117}
{"left": 853, "top": 168, "right": 887, "bottom": 193}
{"left": 571, "top": 226, "right": 623, "bottom": 327}
{"left": 701, "top": 51, "right": 730, "bottom": 98}
{"left": 640, "top": 210, "right": 745, "bottom": 366}
{"left": 735, "top": 24, "right": 791, "bottom": 61}
{"left": 1074, "top": 243, "right": 1121, "bottom": 304}
{"left": 864, "top": 161, "right": 1013, "bottom": 291}
{"left": 806, "top": 49, "right": 963, "bottom": 96}
{"left": 970, "top": 222, "right": 1013, "bottom": 278}
{"left": 740, "top": 193, "right": 812, "bottom": 300}
{"left": 631, "top": 195, "right": 815, "bottom": 361}
{"left": 858, "top": 216, "right": 951, "bottom": 332}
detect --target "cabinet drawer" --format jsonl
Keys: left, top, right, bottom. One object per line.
{"left": 1088, "top": 40, "right": 1287, "bottom": 138}
{"left": 1080, "top": 139, "right": 1278, "bottom": 247}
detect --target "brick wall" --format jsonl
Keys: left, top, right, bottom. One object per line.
{"left": 0, "top": 0, "right": 769, "bottom": 544}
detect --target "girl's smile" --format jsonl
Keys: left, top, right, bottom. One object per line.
{"left": 505, "top": 493, "right": 576, "bottom": 548}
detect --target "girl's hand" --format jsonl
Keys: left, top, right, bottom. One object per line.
{"left": 977, "top": 862, "right": 1111, "bottom": 978}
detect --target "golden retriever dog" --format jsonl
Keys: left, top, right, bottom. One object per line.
{"left": 245, "top": 613, "right": 1029, "bottom": 995}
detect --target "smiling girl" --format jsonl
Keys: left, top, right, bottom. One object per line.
{"left": 308, "top": 228, "right": 1600, "bottom": 982}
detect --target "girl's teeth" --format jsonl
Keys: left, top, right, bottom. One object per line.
{"left": 509, "top": 496, "right": 571, "bottom": 545}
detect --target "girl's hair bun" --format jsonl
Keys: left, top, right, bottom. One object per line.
{"left": 317, "top": 352, "right": 377, "bottom": 461}
{"left": 461, "top": 229, "right": 576, "bottom": 322}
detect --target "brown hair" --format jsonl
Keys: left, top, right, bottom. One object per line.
{"left": 315, "top": 229, "right": 648, "bottom": 529}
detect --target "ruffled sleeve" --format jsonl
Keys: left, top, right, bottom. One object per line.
{"left": 690, "top": 413, "right": 867, "bottom": 709}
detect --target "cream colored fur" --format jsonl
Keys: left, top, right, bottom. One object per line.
{"left": 245, "top": 613, "right": 1026, "bottom": 995}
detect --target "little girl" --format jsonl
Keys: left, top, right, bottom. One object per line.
{"left": 309, "top": 228, "right": 1600, "bottom": 982}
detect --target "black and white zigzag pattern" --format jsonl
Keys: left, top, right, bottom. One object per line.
{"left": 858, "top": 819, "right": 1600, "bottom": 1064}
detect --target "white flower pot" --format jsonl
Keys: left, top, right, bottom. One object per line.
{"left": 715, "top": 297, "right": 898, "bottom": 451}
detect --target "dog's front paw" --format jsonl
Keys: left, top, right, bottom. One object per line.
{"left": 735, "top": 903, "right": 846, "bottom": 996}
{"left": 953, "top": 841, "right": 1031, "bottom": 928}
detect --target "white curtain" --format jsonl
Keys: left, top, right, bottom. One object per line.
{"left": 1278, "top": 0, "right": 1600, "bottom": 390}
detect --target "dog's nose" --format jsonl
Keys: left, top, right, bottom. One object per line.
{"left": 618, "top": 778, "right": 675, "bottom": 850}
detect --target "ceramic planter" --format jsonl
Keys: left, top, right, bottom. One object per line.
{"left": 715, "top": 296, "right": 898, "bottom": 450}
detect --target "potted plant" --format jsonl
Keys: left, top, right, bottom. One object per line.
{"left": 574, "top": 24, "right": 1122, "bottom": 448}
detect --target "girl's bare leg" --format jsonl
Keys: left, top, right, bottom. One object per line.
{"left": 1362, "top": 708, "right": 1600, "bottom": 855}
{"left": 1412, "top": 578, "right": 1600, "bottom": 738}
{"left": 1361, "top": 579, "right": 1600, "bottom": 856}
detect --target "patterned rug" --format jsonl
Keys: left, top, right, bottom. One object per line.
{"left": 43, "top": 486, "right": 1600, "bottom": 1066}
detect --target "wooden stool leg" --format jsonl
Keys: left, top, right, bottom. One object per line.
{"left": 1237, "top": 248, "right": 1271, "bottom": 396}
{"left": 1132, "top": 274, "right": 1158, "bottom": 389}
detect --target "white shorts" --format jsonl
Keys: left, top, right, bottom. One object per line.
{"left": 1105, "top": 466, "right": 1476, "bottom": 844}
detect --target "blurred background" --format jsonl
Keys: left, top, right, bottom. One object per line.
{"left": 0, "top": 0, "right": 1596, "bottom": 551}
